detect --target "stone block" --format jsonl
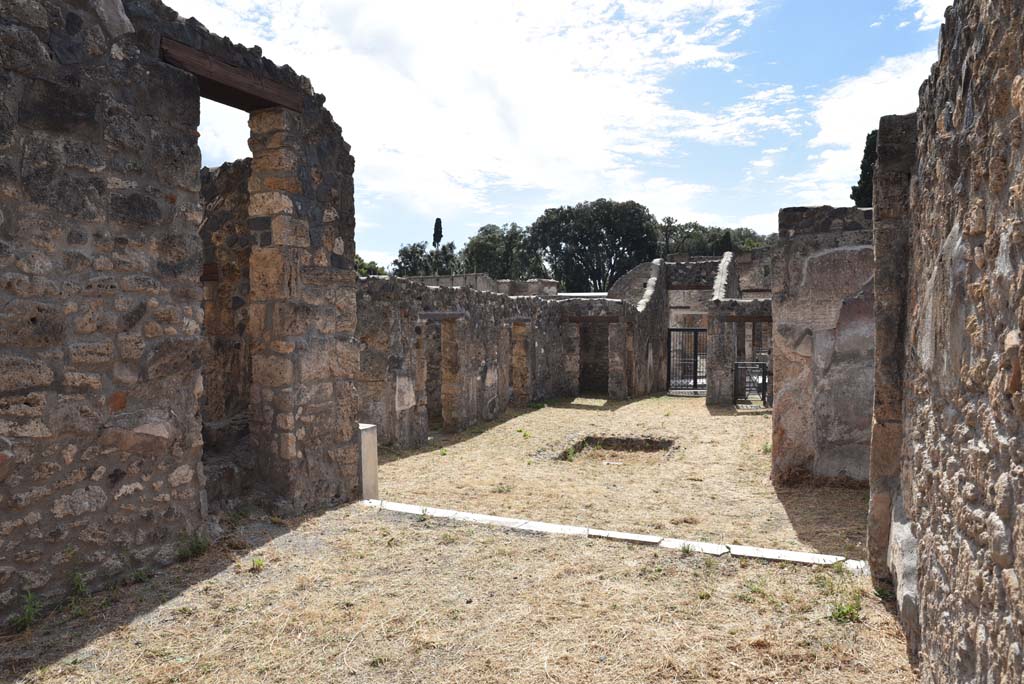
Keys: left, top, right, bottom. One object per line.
{"left": 0, "top": 355, "right": 53, "bottom": 392}
{"left": 249, "top": 191, "right": 294, "bottom": 217}
{"left": 250, "top": 247, "right": 297, "bottom": 300}
{"left": 253, "top": 354, "right": 293, "bottom": 388}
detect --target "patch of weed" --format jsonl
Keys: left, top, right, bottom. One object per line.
{"left": 829, "top": 594, "right": 863, "bottom": 623}
{"left": 8, "top": 591, "right": 40, "bottom": 633}
{"left": 249, "top": 557, "right": 266, "bottom": 574}
{"left": 175, "top": 532, "right": 209, "bottom": 562}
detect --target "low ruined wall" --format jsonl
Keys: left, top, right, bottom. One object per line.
{"left": 401, "top": 274, "right": 559, "bottom": 297}
{"left": 735, "top": 248, "right": 772, "bottom": 297}
{"left": 771, "top": 207, "right": 874, "bottom": 483}
{"left": 358, "top": 264, "right": 668, "bottom": 446}
{"left": 882, "top": 1, "right": 1024, "bottom": 680}
{"left": 355, "top": 278, "right": 575, "bottom": 447}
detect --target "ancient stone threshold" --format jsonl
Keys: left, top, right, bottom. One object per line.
{"left": 362, "top": 499, "right": 868, "bottom": 574}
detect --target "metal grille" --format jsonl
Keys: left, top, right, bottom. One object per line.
{"left": 668, "top": 328, "right": 707, "bottom": 391}
{"left": 734, "top": 362, "right": 769, "bottom": 405}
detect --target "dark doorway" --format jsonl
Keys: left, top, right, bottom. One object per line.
{"left": 579, "top": 321, "right": 610, "bottom": 394}
{"left": 668, "top": 328, "right": 707, "bottom": 392}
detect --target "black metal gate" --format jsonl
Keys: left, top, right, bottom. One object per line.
{"left": 668, "top": 328, "right": 707, "bottom": 391}
{"left": 734, "top": 362, "right": 769, "bottom": 404}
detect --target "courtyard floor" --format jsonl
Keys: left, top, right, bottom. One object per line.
{"left": 0, "top": 397, "right": 913, "bottom": 683}
{"left": 383, "top": 396, "right": 868, "bottom": 559}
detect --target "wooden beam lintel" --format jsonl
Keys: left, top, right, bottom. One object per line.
{"left": 160, "top": 36, "right": 304, "bottom": 112}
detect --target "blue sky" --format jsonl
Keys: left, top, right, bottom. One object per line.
{"left": 166, "top": 0, "right": 948, "bottom": 267}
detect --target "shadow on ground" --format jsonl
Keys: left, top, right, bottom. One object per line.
{"left": 773, "top": 482, "right": 870, "bottom": 559}
{"left": 0, "top": 513, "right": 300, "bottom": 681}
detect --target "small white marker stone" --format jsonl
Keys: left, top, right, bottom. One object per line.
{"left": 659, "top": 538, "right": 729, "bottom": 556}
{"left": 588, "top": 529, "right": 662, "bottom": 545}
{"left": 518, "top": 521, "right": 588, "bottom": 536}
{"left": 727, "top": 544, "right": 844, "bottom": 566}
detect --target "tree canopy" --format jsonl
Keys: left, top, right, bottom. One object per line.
{"left": 386, "top": 198, "right": 772, "bottom": 290}
{"left": 460, "top": 223, "right": 547, "bottom": 281}
{"left": 354, "top": 253, "right": 386, "bottom": 276}
{"left": 390, "top": 241, "right": 461, "bottom": 276}
{"left": 659, "top": 220, "right": 770, "bottom": 258}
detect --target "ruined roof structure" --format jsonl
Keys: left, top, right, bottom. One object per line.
{"left": 0, "top": 1, "right": 1022, "bottom": 683}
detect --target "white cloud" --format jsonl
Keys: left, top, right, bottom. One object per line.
{"left": 166, "top": 0, "right": 801, "bottom": 232}
{"left": 782, "top": 50, "right": 933, "bottom": 205}
{"left": 735, "top": 211, "right": 778, "bottom": 235}
{"left": 898, "top": 0, "right": 949, "bottom": 30}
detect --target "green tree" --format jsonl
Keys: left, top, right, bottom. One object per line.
{"left": 391, "top": 240, "right": 462, "bottom": 276}
{"left": 659, "top": 217, "right": 679, "bottom": 258}
{"left": 432, "top": 218, "right": 443, "bottom": 249}
{"left": 354, "top": 253, "right": 386, "bottom": 276}
{"left": 850, "top": 129, "right": 878, "bottom": 208}
{"left": 460, "top": 223, "right": 547, "bottom": 280}
{"left": 391, "top": 242, "right": 432, "bottom": 276}
{"left": 429, "top": 241, "right": 461, "bottom": 275}
{"left": 528, "top": 198, "right": 659, "bottom": 292}
{"left": 666, "top": 222, "right": 769, "bottom": 256}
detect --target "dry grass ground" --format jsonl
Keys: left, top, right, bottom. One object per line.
{"left": 381, "top": 396, "right": 868, "bottom": 559}
{"left": 2, "top": 506, "right": 913, "bottom": 684}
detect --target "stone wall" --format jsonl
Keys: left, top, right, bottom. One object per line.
{"left": 868, "top": 113, "right": 918, "bottom": 649}
{"left": 771, "top": 207, "right": 875, "bottom": 483}
{"left": 199, "top": 160, "right": 252, "bottom": 450}
{"left": 356, "top": 263, "right": 668, "bottom": 447}
{"left": 871, "top": 1, "right": 1024, "bottom": 680}
{"left": 403, "top": 273, "right": 559, "bottom": 297}
{"left": 0, "top": 0, "right": 360, "bottom": 619}
{"left": 0, "top": 0, "right": 207, "bottom": 615}
{"left": 735, "top": 247, "right": 772, "bottom": 297}
{"left": 355, "top": 277, "right": 576, "bottom": 447}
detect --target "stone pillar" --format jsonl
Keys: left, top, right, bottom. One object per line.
{"left": 440, "top": 318, "right": 461, "bottom": 431}
{"left": 706, "top": 316, "right": 737, "bottom": 406}
{"left": 562, "top": 322, "right": 580, "bottom": 396}
{"left": 625, "top": 322, "right": 636, "bottom": 398}
{"left": 246, "top": 108, "right": 359, "bottom": 511}
{"left": 607, "top": 320, "right": 627, "bottom": 399}
{"left": 869, "top": 114, "right": 917, "bottom": 577}
{"left": 511, "top": 321, "right": 531, "bottom": 406}
{"left": 868, "top": 114, "right": 919, "bottom": 655}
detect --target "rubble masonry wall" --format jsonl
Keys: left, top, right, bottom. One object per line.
{"left": 884, "top": 0, "right": 1024, "bottom": 680}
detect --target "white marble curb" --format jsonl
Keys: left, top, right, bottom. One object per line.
{"left": 362, "top": 499, "right": 868, "bottom": 574}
